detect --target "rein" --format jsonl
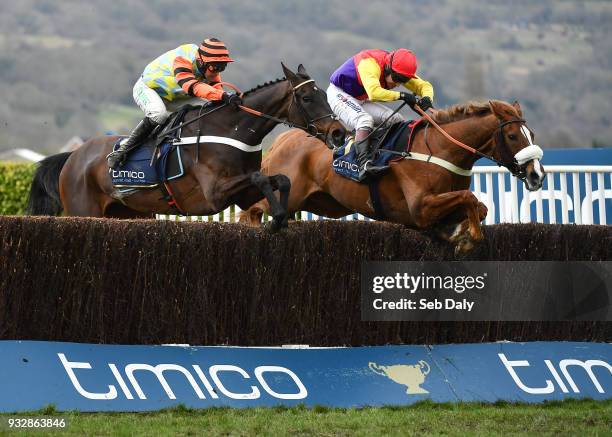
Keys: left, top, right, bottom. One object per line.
{"left": 238, "top": 78, "right": 335, "bottom": 142}
{"left": 414, "top": 106, "right": 505, "bottom": 166}
{"left": 161, "top": 81, "right": 243, "bottom": 137}
{"left": 160, "top": 102, "right": 228, "bottom": 138}
{"left": 157, "top": 79, "right": 334, "bottom": 142}
{"left": 414, "top": 106, "right": 528, "bottom": 178}
{"left": 363, "top": 102, "right": 407, "bottom": 144}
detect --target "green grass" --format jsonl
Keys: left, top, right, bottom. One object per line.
{"left": 2, "top": 399, "right": 611, "bottom": 436}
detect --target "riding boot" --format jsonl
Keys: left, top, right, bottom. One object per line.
{"left": 355, "top": 128, "right": 389, "bottom": 181}
{"left": 354, "top": 127, "right": 372, "bottom": 182}
{"left": 107, "top": 117, "right": 156, "bottom": 169}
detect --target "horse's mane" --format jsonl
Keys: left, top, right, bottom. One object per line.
{"left": 242, "top": 77, "right": 286, "bottom": 96}
{"left": 432, "top": 101, "right": 493, "bottom": 124}
{"left": 242, "top": 73, "right": 310, "bottom": 97}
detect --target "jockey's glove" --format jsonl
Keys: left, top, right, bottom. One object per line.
{"left": 222, "top": 92, "right": 243, "bottom": 108}
{"left": 417, "top": 96, "right": 433, "bottom": 112}
{"left": 399, "top": 92, "right": 417, "bottom": 108}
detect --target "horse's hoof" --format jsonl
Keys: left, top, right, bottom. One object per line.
{"left": 472, "top": 229, "right": 485, "bottom": 242}
{"left": 271, "top": 214, "right": 288, "bottom": 229}
{"left": 454, "top": 238, "right": 475, "bottom": 257}
{"left": 448, "top": 221, "right": 469, "bottom": 243}
{"left": 265, "top": 219, "right": 283, "bottom": 233}
{"left": 468, "top": 223, "right": 485, "bottom": 242}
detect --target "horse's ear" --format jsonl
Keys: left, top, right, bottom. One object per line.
{"left": 488, "top": 100, "right": 505, "bottom": 120}
{"left": 297, "top": 64, "right": 308, "bottom": 76}
{"left": 281, "top": 62, "right": 297, "bottom": 83}
{"left": 512, "top": 100, "right": 523, "bottom": 117}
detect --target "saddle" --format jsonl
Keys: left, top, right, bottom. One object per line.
{"left": 332, "top": 119, "right": 425, "bottom": 182}
{"left": 109, "top": 142, "right": 185, "bottom": 188}
{"left": 109, "top": 104, "right": 206, "bottom": 189}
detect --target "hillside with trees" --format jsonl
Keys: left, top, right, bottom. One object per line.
{"left": 0, "top": 0, "right": 610, "bottom": 153}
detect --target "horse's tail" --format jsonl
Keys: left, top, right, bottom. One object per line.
{"left": 27, "top": 152, "right": 72, "bottom": 216}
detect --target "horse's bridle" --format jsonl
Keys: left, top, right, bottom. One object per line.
{"left": 493, "top": 118, "right": 529, "bottom": 180}
{"left": 160, "top": 79, "right": 336, "bottom": 144}
{"left": 414, "top": 106, "right": 536, "bottom": 180}
{"left": 286, "top": 79, "right": 337, "bottom": 143}
{"left": 235, "top": 79, "right": 336, "bottom": 143}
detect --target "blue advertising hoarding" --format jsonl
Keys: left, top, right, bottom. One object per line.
{"left": 0, "top": 341, "right": 610, "bottom": 412}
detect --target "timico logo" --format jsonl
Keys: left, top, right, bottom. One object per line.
{"left": 499, "top": 353, "right": 611, "bottom": 394}
{"left": 111, "top": 170, "right": 146, "bottom": 179}
{"left": 58, "top": 353, "right": 308, "bottom": 401}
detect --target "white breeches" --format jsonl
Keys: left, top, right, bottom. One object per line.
{"left": 326, "top": 83, "right": 404, "bottom": 131}
{"left": 133, "top": 78, "right": 209, "bottom": 125}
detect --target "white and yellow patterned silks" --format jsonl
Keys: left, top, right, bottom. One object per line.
{"left": 141, "top": 44, "right": 222, "bottom": 102}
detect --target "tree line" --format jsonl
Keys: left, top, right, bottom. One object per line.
{"left": 0, "top": 0, "right": 610, "bottom": 153}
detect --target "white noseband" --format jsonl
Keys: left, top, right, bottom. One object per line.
{"left": 514, "top": 125, "right": 544, "bottom": 165}
{"left": 514, "top": 145, "right": 543, "bottom": 166}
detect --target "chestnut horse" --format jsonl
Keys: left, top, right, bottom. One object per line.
{"left": 27, "top": 64, "right": 346, "bottom": 229}
{"left": 241, "top": 100, "right": 546, "bottom": 253}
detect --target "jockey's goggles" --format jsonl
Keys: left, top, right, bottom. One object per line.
{"left": 390, "top": 70, "right": 410, "bottom": 84}
{"left": 208, "top": 62, "right": 227, "bottom": 72}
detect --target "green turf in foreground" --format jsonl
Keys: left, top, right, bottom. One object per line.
{"left": 1, "top": 399, "right": 611, "bottom": 437}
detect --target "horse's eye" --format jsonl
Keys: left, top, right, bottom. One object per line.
{"left": 302, "top": 96, "right": 312, "bottom": 103}
{"left": 508, "top": 134, "right": 517, "bottom": 140}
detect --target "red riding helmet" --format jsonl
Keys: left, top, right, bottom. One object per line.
{"left": 387, "top": 48, "right": 418, "bottom": 79}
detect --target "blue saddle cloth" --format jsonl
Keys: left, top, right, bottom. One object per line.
{"left": 109, "top": 103, "right": 208, "bottom": 188}
{"left": 332, "top": 119, "right": 422, "bottom": 182}
{"left": 110, "top": 141, "right": 184, "bottom": 188}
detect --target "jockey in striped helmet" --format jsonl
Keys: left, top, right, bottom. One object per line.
{"left": 327, "top": 48, "right": 435, "bottom": 181}
{"left": 108, "top": 38, "right": 241, "bottom": 169}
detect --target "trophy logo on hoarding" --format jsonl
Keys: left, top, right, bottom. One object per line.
{"left": 369, "top": 360, "right": 431, "bottom": 394}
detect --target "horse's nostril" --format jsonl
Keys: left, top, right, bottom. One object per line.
{"left": 529, "top": 171, "right": 541, "bottom": 184}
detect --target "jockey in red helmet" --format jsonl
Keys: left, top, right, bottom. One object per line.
{"left": 108, "top": 38, "right": 241, "bottom": 169}
{"left": 328, "top": 48, "right": 435, "bottom": 181}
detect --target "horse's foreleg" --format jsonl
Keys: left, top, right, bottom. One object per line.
{"left": 250, "top": 171, "right": 287, "bottom": 231}
{"left": 477, "top": 201, "right": 488, "bottom": 222}
{"left": 412, "top": 191, "right": 478, "bottom": 226}
{"left": 412, "top": 190, "right": 484, "bottom": 254}
{"left": 268, "top": 174, "right": 291, "bottom": 227}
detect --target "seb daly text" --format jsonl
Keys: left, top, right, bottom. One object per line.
{"left": 370, "top": 272, "right": 486, "bottom": 314}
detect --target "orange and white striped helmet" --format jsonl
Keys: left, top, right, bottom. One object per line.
{"left": 198, "top": 38, "right": 234, "bottom": 63}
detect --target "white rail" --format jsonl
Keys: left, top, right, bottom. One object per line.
{"left": 471, "top": 165, "right": 612, "bottom": 225}
{"left": 157, "top": 165, "right": 612, "bottom": 225}
{"left": 157, "top": 207, "right": 372, "bottom": 223}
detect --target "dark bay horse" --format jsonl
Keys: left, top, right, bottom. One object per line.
{"left": 240, "top": 100, "right": 546, "bottom": 253}
{"left": 27, "top": 64, "right": 345, "bottom": 229}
